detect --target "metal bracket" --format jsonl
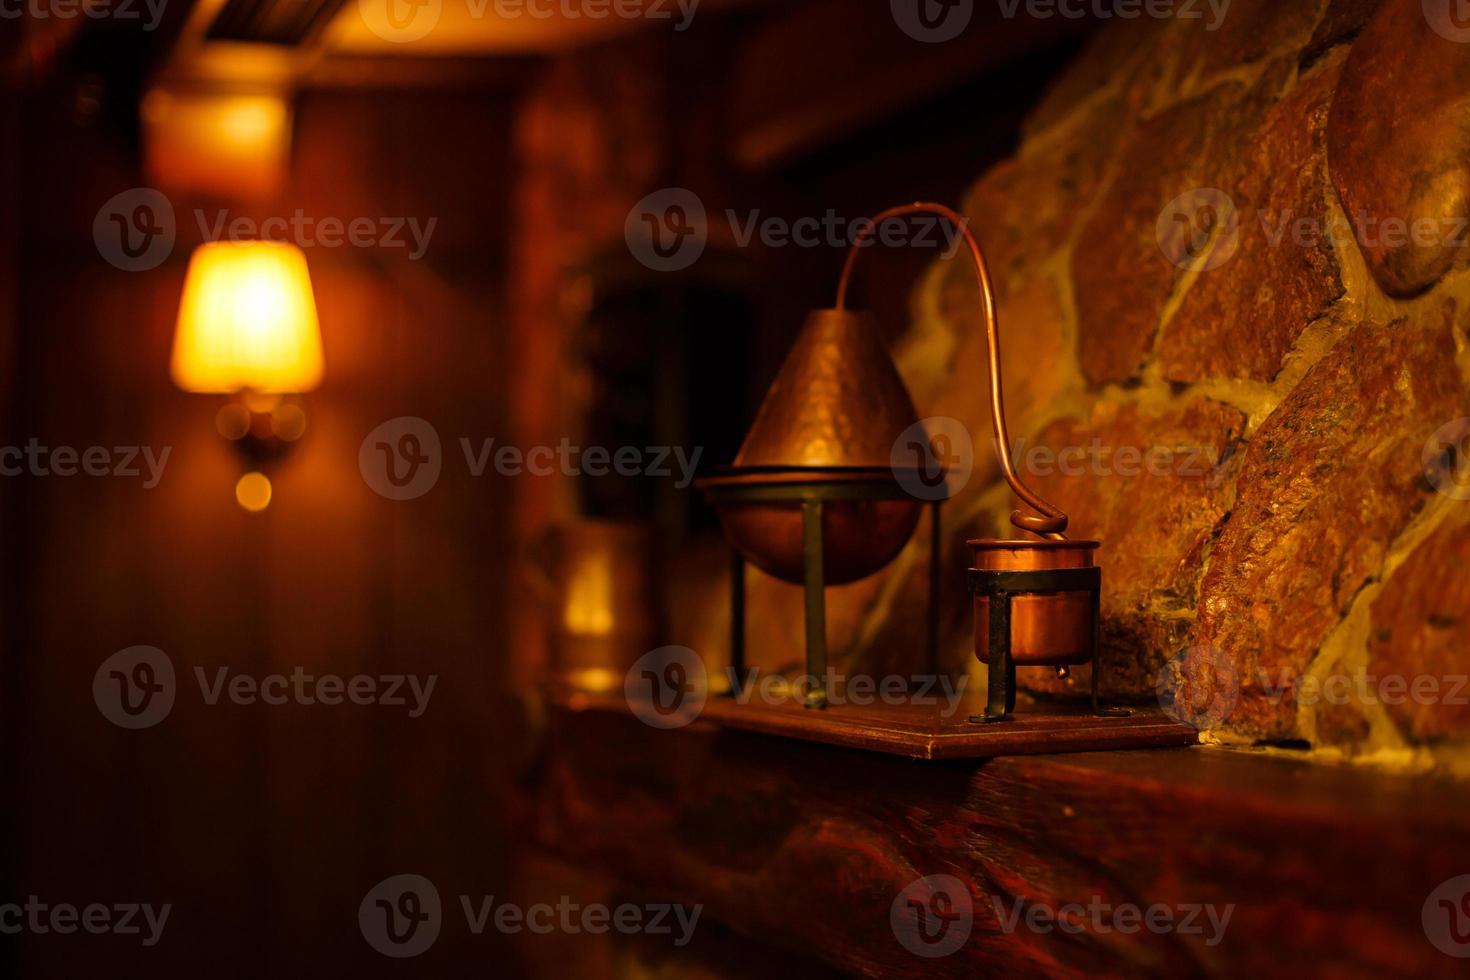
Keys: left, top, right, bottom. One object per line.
{"left": 964, "top": 566, "right": 1130, "bottom": 723}
{"left": 721, "top": 484, "right": 943, "bottom": 709}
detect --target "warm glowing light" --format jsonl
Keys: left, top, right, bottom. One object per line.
{"left": 235, "top": 471, "right": 273, "bottom": 512}
{"left": 214, "top": 403, "right": 252, "bottom": 440}
{"left": 271, "top": 404, "right": 308, "bottom": 441}
{"left": 172, "top": 241, "right": 324, "bottom": 394}
{"left": 220, "top": 100, "right": 280, "bottom": 145}
{"left": 143, "top": 90, "right": 291, "bottom": 200}
{"left": 562, "top": 558, "right": 616, "bottom": 635}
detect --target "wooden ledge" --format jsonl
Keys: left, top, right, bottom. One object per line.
{"left": 687, "top": 693, "right": 1190, "bottom": 759}
{"left": 524, "top": 705, "right": 1470, "bottom": 978}
{"left": 560, "top": 688, "right": 1197, "bottom": 759}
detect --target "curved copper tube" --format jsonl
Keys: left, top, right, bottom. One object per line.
{"left": 835, "top": 201, "right": 1069, "bottom": 540}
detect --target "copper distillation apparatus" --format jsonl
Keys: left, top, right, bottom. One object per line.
{"left": 699, "top": 202, "right": 1127, "bottom": 722}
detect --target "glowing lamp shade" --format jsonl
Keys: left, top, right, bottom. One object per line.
{"left": 171, "top": 241, "right": 324, "bottom": 394}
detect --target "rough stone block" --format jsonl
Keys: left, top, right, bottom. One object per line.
{"left": 1188, "top": 313, "right": 1464, "bottom": 738}
{"left": 1328, "top": 0, "right": 1470, "bottom": 296}
{"left": 1159, "top": 53, "right": 1346, "bottom": 383}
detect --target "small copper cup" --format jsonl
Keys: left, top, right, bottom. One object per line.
{"left": 969, "top": 539, "right": 1099, "bottom": 666}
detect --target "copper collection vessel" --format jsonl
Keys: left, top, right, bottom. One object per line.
{"left": 701, "top": 201, "right": 1125, "bottom": 721}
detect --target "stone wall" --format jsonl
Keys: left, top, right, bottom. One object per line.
{"left": 510, "top": 1, "right": 1470, "bottom": 770}
{"left": 857, "top": 0, "right": 1470, "bottom": 766}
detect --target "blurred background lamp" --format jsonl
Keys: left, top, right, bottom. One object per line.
{"left": 143, "top": 90, "right": 292, "bottom": 201}
{"left": 172, "top": 240, "right": 323, "bottom": 394}
{"left": 171, "top": 240, "right": 323, "bottom": 509}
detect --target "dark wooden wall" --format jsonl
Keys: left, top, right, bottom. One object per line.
{"left": 2, "top": 75, "right": 524, "bottom": 977}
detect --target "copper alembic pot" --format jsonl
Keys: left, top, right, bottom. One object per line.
{"left": 706, "top": 307, "right": 927, "bottom": 587}
{"left": 701, "top": 201, "right": 1124, "bottom": 721}
{"left": 697, "top": 229, "right": 946, "bottom": 709}
{"left": 697, "top": 307, "right": 944, "bottom": 709}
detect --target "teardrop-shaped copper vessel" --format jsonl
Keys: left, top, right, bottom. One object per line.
{"left": 735, "top": 309, "right": 920, "bottom": 468}
{"left": 700, "top": 308, "right": 924, "bottom": 585}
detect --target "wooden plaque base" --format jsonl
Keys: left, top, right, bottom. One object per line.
{"left": 557, "top": 687, "right": 1197, "bottom": 760}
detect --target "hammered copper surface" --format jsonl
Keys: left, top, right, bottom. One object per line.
{"left": 734, "top": 309, "right": 919, "bottom": 468}
{"left": 970, "top": 539, "right": 1098, "bottom": 666}
{"left": 715, "top": 493, "right": 921, "bottom": 585}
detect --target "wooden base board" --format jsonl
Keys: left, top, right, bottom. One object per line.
{"left": 557, "top": 688, "right": 1197, "bottom": 760}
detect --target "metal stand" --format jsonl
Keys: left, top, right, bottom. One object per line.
{"left": 965, "top": 566, "right": 1131, "bottom": 723}
{"left": 716, "top": 484, "right": 943, "bottom": 709}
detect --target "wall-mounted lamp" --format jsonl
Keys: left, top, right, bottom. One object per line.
{"left": 170, "top": 240, "right": 323, "bottom": 511}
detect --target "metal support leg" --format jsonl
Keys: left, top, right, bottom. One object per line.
{"left": 728, "top": 549, "right": 746, "bottom": 697}
{"left": 927, "top": 500, "right": 942, "bottom": 681}
{"left": 801, "top": 496, "right": 828, "bottom": 709}
{"left": 1006, "top": 657, "right": 1017, "bottom": 715}
{"left": 977, "top": 590, "right": 1014, "bottom": 723}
